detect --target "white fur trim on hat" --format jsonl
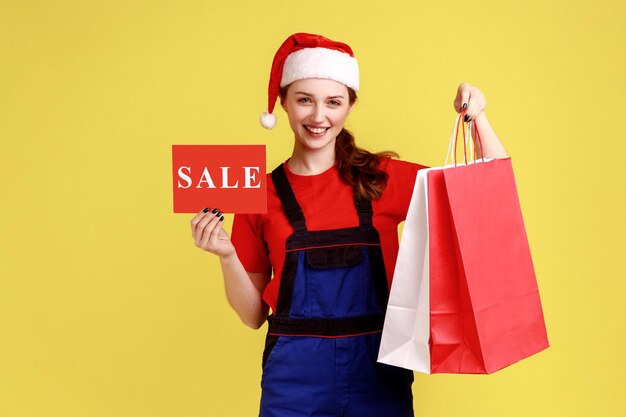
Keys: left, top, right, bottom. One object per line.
{"left": 280, "top": 47, "right": 359, "bottom": 92}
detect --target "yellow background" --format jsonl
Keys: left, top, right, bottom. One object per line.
{"left": 1, "top": 0, "right": 624, "bottom": 416}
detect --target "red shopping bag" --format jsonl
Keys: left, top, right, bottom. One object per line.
{"left": 428, "top": 149, "right": 549, "bottom": 373}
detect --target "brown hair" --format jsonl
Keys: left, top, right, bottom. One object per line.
{"left": 279, "top": 85, "right": 398, "bottom": 201}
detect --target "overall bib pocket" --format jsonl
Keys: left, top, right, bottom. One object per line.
{"left": 289, "top": 246, "right": 375, "bottom": 318}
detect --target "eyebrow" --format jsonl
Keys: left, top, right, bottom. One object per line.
{"left": 294, "top": 91, "right": 345, "bottom": 99}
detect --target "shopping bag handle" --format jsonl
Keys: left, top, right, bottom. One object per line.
{"left": 444, "top": 110, "right": 485, "bottom": 166}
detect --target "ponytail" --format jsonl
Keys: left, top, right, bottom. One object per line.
{"left": 335, "top": 128, "right": 398, "bottom": 201}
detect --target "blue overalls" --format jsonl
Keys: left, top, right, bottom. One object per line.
{"left": 259, "top": 164, "right": 414, "bottom": 417}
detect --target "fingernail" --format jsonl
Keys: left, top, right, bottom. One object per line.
{"left": 220, "top": 216, "right": 224, "bottom": 222}
{"left": 203, "top": 207, "right": 209, "bottom": 213}
{"left": 216, "top": 211, "right": 222, "bottom": 217}
{"left": 464, "top": 114, "right": 470, "bottom": 122}
{"left": 211, "top": 208, "right": 218, "bottom": 214}
{"left": 462, "top": 103, "right": 467, "bottom": 109}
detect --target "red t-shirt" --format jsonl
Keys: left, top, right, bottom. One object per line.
{"left": 231, "top": 156, "right": 428, "bottom": 313}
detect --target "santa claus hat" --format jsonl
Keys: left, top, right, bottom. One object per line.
{"left": 260, "top": 32, "right": 359, "bottom": 129}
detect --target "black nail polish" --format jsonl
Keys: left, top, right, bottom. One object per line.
{"left": 462, "top": 103, "right": 467, "bottom": 109}
{"left": 220, "top": 216, "right": 224, "bottom": 222}
{"left": 211, "top": 208, "right": 218, "bottom": 214}
{"left": 464, "top": 114, "right": 470, "bottom": 122}
{"left": 216, "top": 211, "right": 222, "bottom": 217}
{"left": 203, "top": 207, "right": 209, "bottom": 213}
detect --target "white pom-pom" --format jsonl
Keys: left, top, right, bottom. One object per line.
{"left": 260, "top": 112, "right": 277, "bottom": 129}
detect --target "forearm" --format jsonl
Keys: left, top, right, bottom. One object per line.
{"left": 219, "top": 253, "right": 268, "bottom": 329}
{"left": 473, "top": 112, "right": 508, "bottom": 159}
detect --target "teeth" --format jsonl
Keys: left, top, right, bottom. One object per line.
{"left": 305, "top": 126, "right": 328, "bottom": 134}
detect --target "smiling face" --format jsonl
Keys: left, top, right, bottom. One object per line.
{"left": 280, "top": 78, "right": 354, "bottom": 153}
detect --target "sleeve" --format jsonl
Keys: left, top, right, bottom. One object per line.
{"left": 382, "top": 157, "right": 429, "bottom": 222}
{"left": 231, "top": 213, "right": 271, "bottom": 274}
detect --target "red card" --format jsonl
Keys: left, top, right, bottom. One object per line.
{"left": 172, "top": 145, "right": 266, "bottom": 214}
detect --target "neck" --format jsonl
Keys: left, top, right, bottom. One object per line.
{"left": 287, "top": 140, "right": 336, "bottom": 175}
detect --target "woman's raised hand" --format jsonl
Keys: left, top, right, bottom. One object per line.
{"left": 453, "top": 82, "right": 487, "bottom": 122}
{"left": 190, "top": 207, "right": 235, "bottom": 258}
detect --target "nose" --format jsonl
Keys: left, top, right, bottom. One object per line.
{"left": 311, "top": 104, "right": 325, "bottom": 124}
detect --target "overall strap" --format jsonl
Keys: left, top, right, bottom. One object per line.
{"left": 354, "top": 195, "right": 373, "bottom": 227}
{"left": 271, "top": 164, "right": 307, "bottom": 232}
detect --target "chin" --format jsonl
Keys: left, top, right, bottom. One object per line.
{"left": 302, "top": 141, "right": 331, "bottom": 150}
{"left": 296, "top": 130, "right": 333, "bottom": 147}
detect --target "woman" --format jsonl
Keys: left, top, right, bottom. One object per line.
{"left": 190, "top": 33, "right": 507, "bottom": 417}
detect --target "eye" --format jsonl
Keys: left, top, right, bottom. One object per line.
{"left": 297, "top": 97, "right": 312, "bottom": 103}
{"left": 329, "top": 100, "right": 342, "bottom": 106}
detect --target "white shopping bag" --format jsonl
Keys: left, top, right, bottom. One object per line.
{"left": 377, "top": 168, "right": 431, "bottom": 373}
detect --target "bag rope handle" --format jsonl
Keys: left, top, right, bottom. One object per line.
{"left": 444, "top": 110, "right": 485, "bottom": 166}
